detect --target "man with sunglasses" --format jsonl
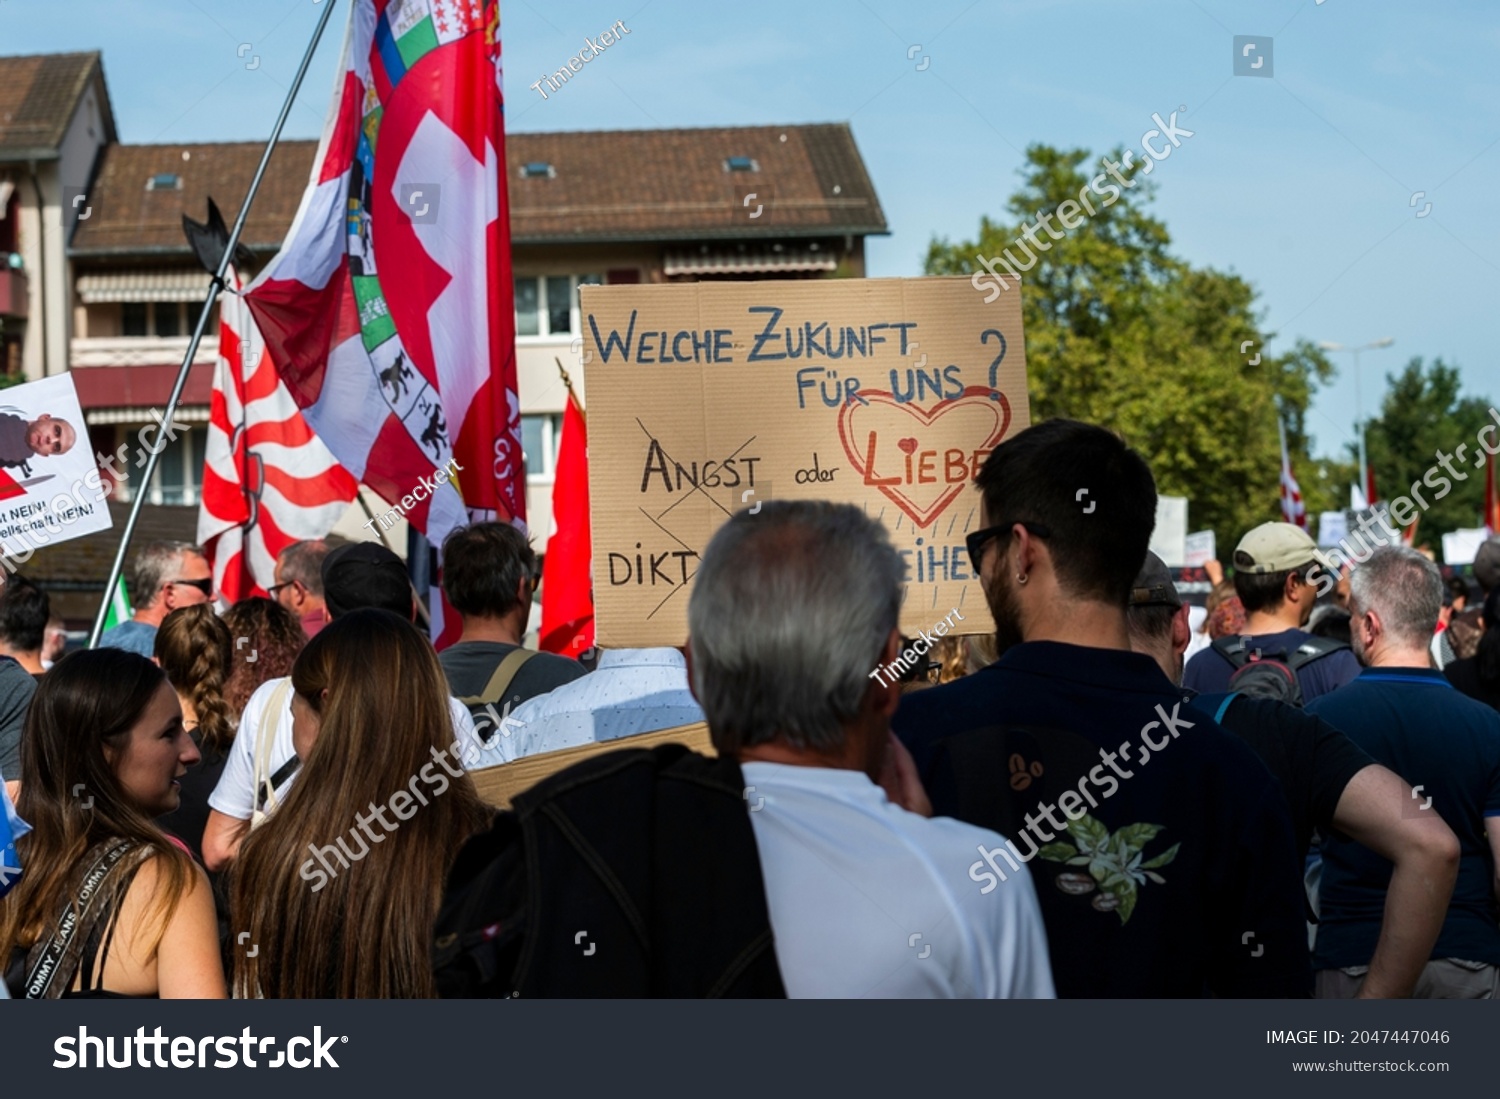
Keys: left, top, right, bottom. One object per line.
{"left": 269, "top": 539, "right": 335, "bottom": 638}
{"left": 98, "top": 540, "right": 213, "bottom": 657}
{"left": 891, "top": 419, "right": 1308, "bottom": 997}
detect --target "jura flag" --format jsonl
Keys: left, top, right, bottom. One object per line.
{"left": 198, "top": 278, "right": 358, "bottom": 602}
{"left": 1278, "top": 418, "right": 1306, "bottom": 529}
{"left": 245, "top": 0, "right": 522, "bottom": 637}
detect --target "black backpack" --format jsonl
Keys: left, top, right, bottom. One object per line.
{"left": 1210, "top": 635, "right": 1349, "bottom": 707}
{"left": 432, "top": 743, "right": 785, "bottom": 998}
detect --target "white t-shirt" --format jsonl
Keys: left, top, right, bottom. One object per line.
{"left": 207, "top": 676, "right": 482, "bottom": 821}
{"left": 740, "top": 761, "right": 1055, "bottom": 999}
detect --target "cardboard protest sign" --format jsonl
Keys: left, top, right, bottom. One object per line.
{"left": 581, "top": 276, "right": 1029, "bottom": 646}
{"left": 0, "top": 374, "right": 112, "bottom": 562}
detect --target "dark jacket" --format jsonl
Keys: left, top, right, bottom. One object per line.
{"left": 434, "top": 743, "right": 785, "bottom": 998}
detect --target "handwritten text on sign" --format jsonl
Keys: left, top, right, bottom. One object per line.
{"left": 582, "top": 277, "right": 1030, "bottom": 647}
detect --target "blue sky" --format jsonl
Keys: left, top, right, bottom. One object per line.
{"left": 6, "top": 0, "right": 1497, "bottom": 459}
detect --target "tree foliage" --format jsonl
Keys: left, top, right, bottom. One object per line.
{"left": 924, "top": 145, "right": 1337, "bottom": 551}
{"left": 1361, "top": 358, "right": 1496, "bottom": 543}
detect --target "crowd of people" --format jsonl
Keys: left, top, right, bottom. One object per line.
{"left": 2, "top": 417, "right": 1499, "bottom": 998}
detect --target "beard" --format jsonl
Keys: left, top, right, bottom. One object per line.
{"left": 984, "top": 566, "right": 1026, "bottom": 657}
{"left": 1350, "top": 624, "right": 1368, "bottom": 666}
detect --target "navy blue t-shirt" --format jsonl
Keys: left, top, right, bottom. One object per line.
{"left": 1182, "top": 627, "right": 1361, "bottom": 703}
{"left": 1306, "top": 667, "right": 1500, "bottom": 968}
{"left": 892, "top": 642, "right": 1308, "bottom": 998}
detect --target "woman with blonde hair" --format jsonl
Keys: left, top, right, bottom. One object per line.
{"left": 154, "top": 605, "right": 235, "bottom": 864}
{"left": 1, "top": 649, "right": 224, "bottom": 997}
{"left": 230, "top": 609, "right": 492, "bottom": 998}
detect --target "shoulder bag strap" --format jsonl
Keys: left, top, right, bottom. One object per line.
{"left": 22, "top": 839, "right": 143, "bottom": 999}
{"left": 252, "top": 679, "right": 294, "bottom": 824}
{"left": 458, "top": 648, "right": 538, "bottom": 708}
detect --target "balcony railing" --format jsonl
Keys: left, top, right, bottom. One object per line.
{"left": 70, "top": 336, "right": 219, "bottom": 369}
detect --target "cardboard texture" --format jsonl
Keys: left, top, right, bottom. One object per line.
{"left": 581, "top": 276, "right": 1030, "bottom": 646}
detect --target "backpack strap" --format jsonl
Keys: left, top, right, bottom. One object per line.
{"left": 251, "top": 679, "right": 294, "bottom": 826}
{"left": 1286, "top": 636, "right": 1351, "bottom": 671}
{"left": 458, "top": 648, "right": 538, "bottom": 709}
{"left": 1211, "top": 635, "right": 1251, "bottom": 668}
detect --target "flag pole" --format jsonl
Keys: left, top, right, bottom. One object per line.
{"left": 89, "top": 0, "right": 342, "bottom": 648}
{"left": 554, "top": 356, "right": 582, "bottom": 416}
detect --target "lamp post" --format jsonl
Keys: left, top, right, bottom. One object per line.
{"left": 1318, "top": 337, "right": 1395, "bottom": 506}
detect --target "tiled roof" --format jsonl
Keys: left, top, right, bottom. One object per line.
{"left": 506, "top": 123, "right": 888, "bottom": 241}
{"left": 70, "top": 122, "right": 886, "bottom": 258}
{"left": 68, "top": 140, "right": 318, "bottom": 257}
{"left": 0, "top": 51, "right": 114, "bottom": 159}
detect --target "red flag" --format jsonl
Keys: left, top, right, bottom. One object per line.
{"left": 244, "top": 0, "right": 520, "bottom": 645}
{"left": 1365, "top": 464, "right": 1379, "bottom": 507}
{"left": 198, "top": 277, "right": 358, "bottom": 602}
{"left": 539, "top": 391, "right": 593, "bottom": 656}
{"left": 1486, "top": 449, "right": 1499, "bottom": 534}
{"left": 0, "top": 468, "right": 25, "bottom": 503}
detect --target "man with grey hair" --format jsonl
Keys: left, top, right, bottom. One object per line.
{"left": 1307, "top": 545, "right": 1500, "bottom": 997}
{"left": 98, "top": 540, "right": 213, "bottom": 656}
{"left": 270, "top": 539, "right": 335, "bottom": 638}
{"left": 688, "top": 500, "right": 1053, "bottom": 998}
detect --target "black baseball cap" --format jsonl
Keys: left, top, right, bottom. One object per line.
{"left": 1129, "top": 552, "right": 1183, "bottom": 609}
{"left": 322, "top": 542, "right": 413, "bottom": 620}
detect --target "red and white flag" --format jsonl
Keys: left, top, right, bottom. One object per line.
{"left": 245, "top": 0, "right": 521, "bottom": 642}
{"left": 198, "top": 279, "right": 358, "bottom": 602}
{"left": 1278, "top": 418, "right": 1306, "bottom": 529}
{"left": 539, "top": 389, "right": 593, "bottom": 656}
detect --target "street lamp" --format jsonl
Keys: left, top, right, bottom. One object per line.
{"left": 1318, "top": 337, "right": 1395, "bottom": 506}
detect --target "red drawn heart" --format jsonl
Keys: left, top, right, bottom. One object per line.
{"left": 837, "top": 387, "right": 1014, "bottom": 529}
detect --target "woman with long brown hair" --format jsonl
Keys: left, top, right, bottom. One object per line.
{"left": 230, "top": 609, "right": 492, "bottom": 998}
{"left": 154, "top": 605, "right": 235, "bottom": 864}
{"left": 0, "top": 649, "right": 224, "bottom": 997}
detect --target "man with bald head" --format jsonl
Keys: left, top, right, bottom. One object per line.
{"left": 0, "top": 411, "right": 76, "bottom": 478}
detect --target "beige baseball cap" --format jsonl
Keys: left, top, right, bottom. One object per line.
{"left": 1233, "top": 521, "right": 1334, "bottom": 575}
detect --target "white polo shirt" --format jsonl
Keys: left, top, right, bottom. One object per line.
{"left": 207, "top": 676, "right": 482, "bottom": 820}
{"left": 740, "top": 761, "right": 1054, "bottom": 999}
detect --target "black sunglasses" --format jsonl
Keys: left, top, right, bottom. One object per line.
{"left": 965, "top": 520, "right": 1052, "bottom": 574}
{"left": 169, "top": 577, "right": 214, "bottom": 595}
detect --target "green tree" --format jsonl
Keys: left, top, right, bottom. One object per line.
{"left": 1361, "top": 358, "right": 1496, "bottom": 543}
{"left": 924, "top": 145, "right": 1337, "bottom": 552}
